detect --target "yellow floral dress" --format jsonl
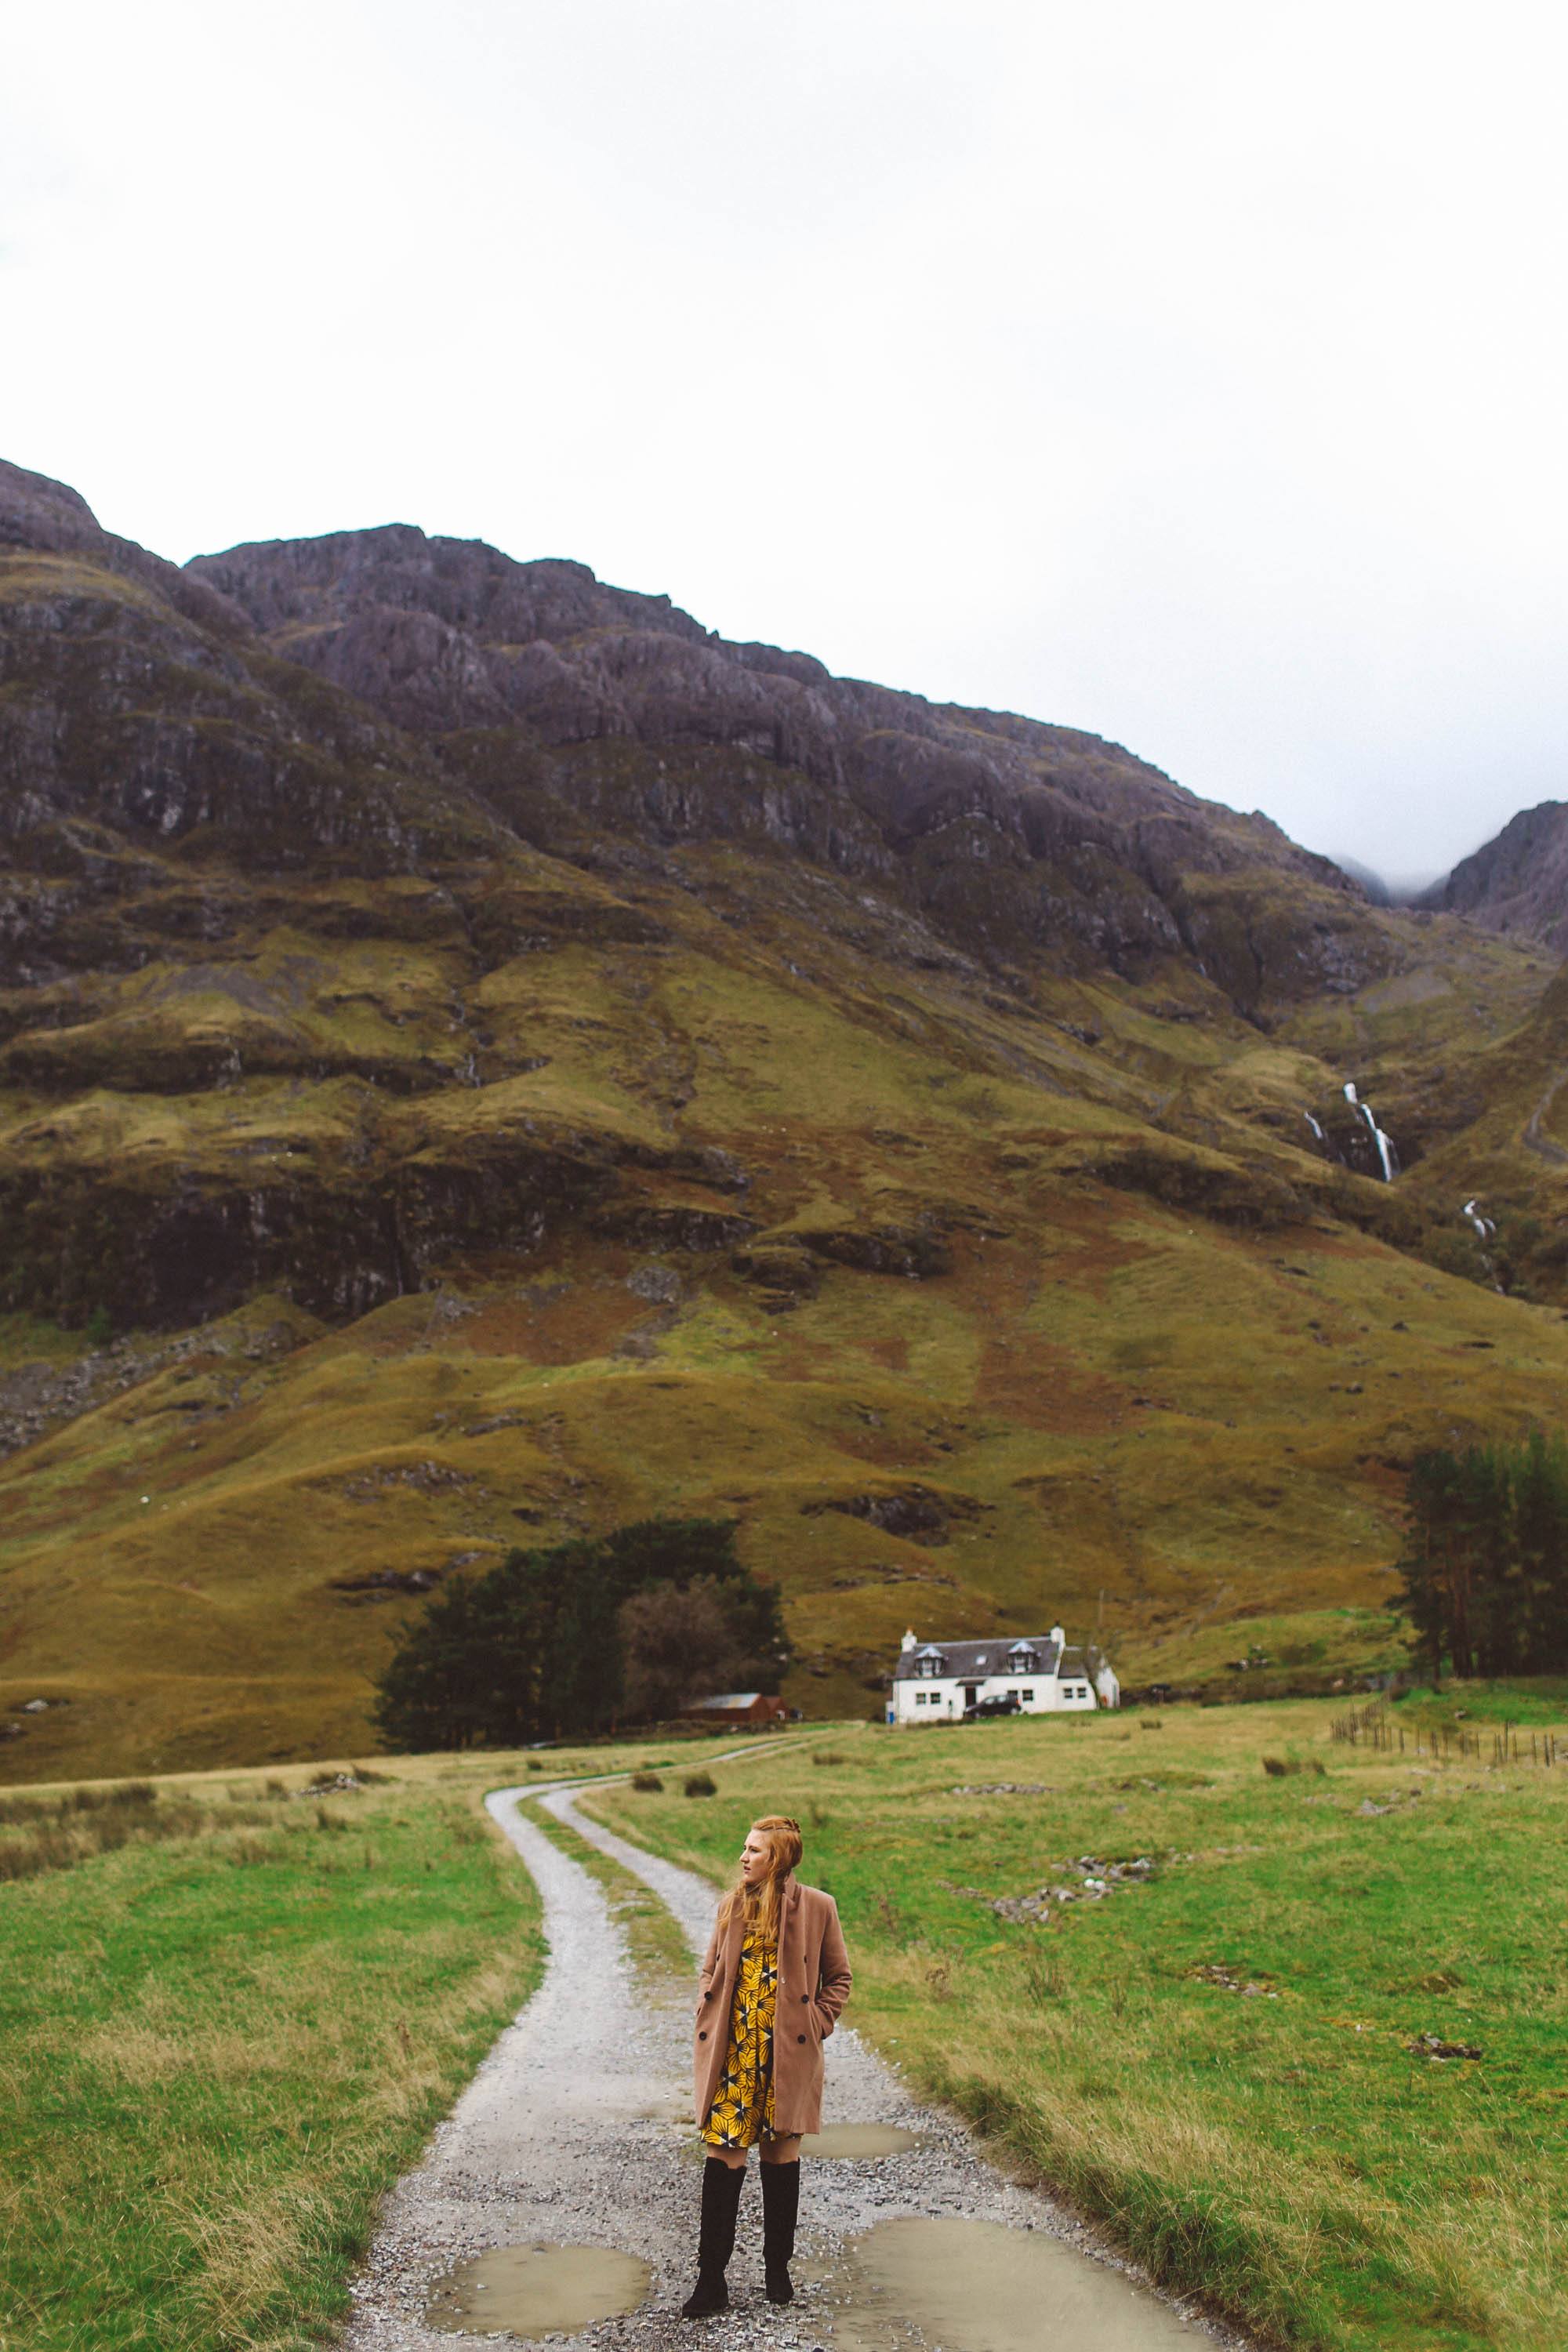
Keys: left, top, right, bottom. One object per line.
{"left": 699, "top": 1929, "right": 779, "bottom": 2148}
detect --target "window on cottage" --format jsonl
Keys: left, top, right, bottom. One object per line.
{"left": 1021, "top": 1687, "right": 1034, "bottom": 1700}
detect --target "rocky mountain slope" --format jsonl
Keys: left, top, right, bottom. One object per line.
{"left": 2, "top": 457, "right": 1565, "bottom": 1780}
{"left": 1421, "top": 800, "right": 1568, "bottom": 953}
{"left": 186, "top": 515, "right": 1377, "bottom": 1014}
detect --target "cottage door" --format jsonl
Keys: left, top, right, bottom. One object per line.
{"left": 963, "top": 1682, "right": 978, "bottom": 1709}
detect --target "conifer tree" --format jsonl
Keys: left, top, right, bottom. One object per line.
{"left": 371, "top": 1515, "right": 790, "bottom": 1750}
{"left": 1396, "top": 1431, "right": 1568, "bottom": 1678}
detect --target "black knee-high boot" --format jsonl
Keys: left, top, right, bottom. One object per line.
{"left": 681, "top": 2157, "right": 746, "bottom": 2318}
{"left": 760, "top": 2158, "right": 800, "bottom": 2305}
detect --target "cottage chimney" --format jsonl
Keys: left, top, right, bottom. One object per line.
{"left": 1049, "top": 1624, "right": 1065, "bottom": 1648}
{"left": 900, "top": 1628, "right": 917, "bottom": 1652}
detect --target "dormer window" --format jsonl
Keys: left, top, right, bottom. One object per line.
{"left": 914, "top": 1644, "right": 946, "bottom": 1678}
{"left": 1007, "top": 1642, "right": 1038, "bottom": 1672}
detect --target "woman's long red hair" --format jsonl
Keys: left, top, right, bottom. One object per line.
{"left": 717, "top": 1814, "right": 802, "bottom": 1944}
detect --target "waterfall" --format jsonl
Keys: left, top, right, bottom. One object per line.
{"left": 1462, "top": 1199, "right": 1497, "bottom": 1241}
{"left": 1359, "top": 1102, "right": 1396, "bottom": 1183}
{"left": 1303, "top": 1112, "right": 1324, "bottom": 1141}
{"left": 1340, "top": 1079, "right": 1396, "bottom": 1182}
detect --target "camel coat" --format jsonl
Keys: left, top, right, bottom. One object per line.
{"left": 693, "top": 1878, "right": 852, "bottom": 2137}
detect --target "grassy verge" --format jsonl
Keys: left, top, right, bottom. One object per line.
{"left": 518, "top": 1796, "right": 691, "bottom": 1984}
{"left": 583, "top": 1695, "right": 1568, "bottom": 2352}
{"left": 1, "top": 1762, "right": 535, "bottom": 2352}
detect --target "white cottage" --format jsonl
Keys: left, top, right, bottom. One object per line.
{"left": 887, "top": 1625, "right": 1115, "bottom": 1723}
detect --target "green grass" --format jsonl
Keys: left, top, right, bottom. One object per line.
{"left": 0, "top": 1760, "right": 546, "bottom": 2352}
{"left": 1397, "top": 1677, "right": 1568, "bottom": 1731}
{"left": 583, "top": 1697, "right": 1568, "bottom": 2351}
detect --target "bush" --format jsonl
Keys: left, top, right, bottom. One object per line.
{"left": 631, "top": 1770, "right": 663, "bottom": 1791}
{"left": 684, "top": 1771, "right": 717, "bottom": 1798}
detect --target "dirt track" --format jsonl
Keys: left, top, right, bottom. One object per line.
{"left": 336, "top": 1759, "right": 1252, "bottom": 2350}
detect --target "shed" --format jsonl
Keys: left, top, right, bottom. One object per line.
{"left": 681, "top": 1691, "right": 791, "bottom": 1727}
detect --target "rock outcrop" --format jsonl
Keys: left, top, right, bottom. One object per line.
{"left": 188, "top": 516, "right": 1391, "bottom": 1004}
{"left": 1421, "top": 801, "right": 1568, "bottom": 953}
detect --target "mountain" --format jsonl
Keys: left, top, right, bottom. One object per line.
{"left": 1, "top": 457, "right": 1565, "bottom": 1781}
{"left": 1421, "top": 802, "right": 1568, "bottom": 953}
{"left": 183, "top": 517, "right": 1396, "bottom": 1013}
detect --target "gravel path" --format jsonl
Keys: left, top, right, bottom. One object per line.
{"left": 336, "top": 1757, "right": 1255, "bottom": 2352}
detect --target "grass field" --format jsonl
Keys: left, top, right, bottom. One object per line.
{"left": 584, "top": 1691, "right": 1568, "bottom": 2352}
{"left": 0, "top": 1735, "right": 750, "bottom": 2352}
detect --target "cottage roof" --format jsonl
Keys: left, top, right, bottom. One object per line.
{"left": 688, "top": 1692, "right": 765, "bottom": 1709}
{"left": 892, "top": 1636, "right": 1061, "bottom": 1683}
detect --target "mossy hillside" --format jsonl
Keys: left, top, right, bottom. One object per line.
{"left": 7, "top": 1127, "right": 1568, "bottom": 1778}
{"left": 0, "top": 786, "right": 1548, "bottom": 1319}
{"left": 587, "top": 1699, "right": 1568, "bottom": 2351}
{"left": 0, "top": 863, "right": 1224, "bottom": 1334}
{"left": 2, "top": 841, "right": 1566, "bottom": 1773}
{"left": 1269, "top": 931, "right": 1568, "bottom": 1289}
{"left": 0, "top": 931, "right": 480, "bottom": 1093}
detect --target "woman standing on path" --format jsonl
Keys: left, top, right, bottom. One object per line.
{"left": 681, "top": 1814, "right": 852, "bottom": 2319}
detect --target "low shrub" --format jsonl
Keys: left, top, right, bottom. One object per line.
{"left": 684, "top": 1771, "right": 717, "bottom": 1798}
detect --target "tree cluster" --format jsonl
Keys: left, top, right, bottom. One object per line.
{"left": 1396, "top": 1432, "right": 1568, "bottom": 1679}
{"left": 370, "top": 1516, "right": 790, "bottom": 1751}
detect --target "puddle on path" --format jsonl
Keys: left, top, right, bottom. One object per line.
{"left": 425, "top": 2242, "right": 652, "bottom": 2338}
{"left": 818, "top": 2216, "right": 1200, "bottom": 2352}
{"left": 803, "top": 2124, "right": 926, "bottom": 2159}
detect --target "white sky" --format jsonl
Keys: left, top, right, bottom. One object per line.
{"left": 5, "top": 1, "right": 1567, "bottom": 885}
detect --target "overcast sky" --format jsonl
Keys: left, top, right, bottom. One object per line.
{"left": 6, "top": 2, "right": 1566, "bottom": 886}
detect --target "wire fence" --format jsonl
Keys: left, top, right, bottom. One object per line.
{"left": 1329, "top": 1698, "right": 1562, "bottom": 1766}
